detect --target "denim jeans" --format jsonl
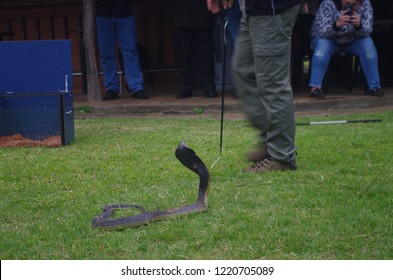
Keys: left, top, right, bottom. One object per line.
{"left": 226, "top": 0, "right": 242, "bottom": 44}
{"left": 309, "top": 36, "right": 381, "bottom": 89}
{"left": 96, "top": 16, "right": 144, "bottom": 93}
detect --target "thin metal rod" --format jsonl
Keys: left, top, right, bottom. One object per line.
{"left": 218, "top": 19, "right": 228, "bottom": 155}
{"left": 211, "top": 18, "right": 228, "bottom": 169}
{"left": 296, "top": 119, "right": 382, "bottom": 126}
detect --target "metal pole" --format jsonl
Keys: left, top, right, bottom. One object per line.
{"left": 296, "top": 119, "right": 382, "bottom": 126}
{"left": 211, "top": 17, "right": 228, "bottom": 169}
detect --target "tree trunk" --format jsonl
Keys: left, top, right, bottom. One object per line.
{"left": 83, "top": 0, "right": 101, "bottom": 102}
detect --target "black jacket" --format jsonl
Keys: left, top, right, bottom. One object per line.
{"left": 96, "top": 0, "right": 134, "bottom": 18}
{"left": 245, "top": 0, "right": 301, "bottom": 16}
{"left": 172, "top": 0, "right": 214, "bottom": 28}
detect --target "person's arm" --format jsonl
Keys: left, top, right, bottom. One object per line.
{"left": 207, "top": 0, "right": 234, "bottom": 14}
{"left": 207, "top": 0, "right": 220, "bottom": 13}
{"left": 351, "top": 0, "right": 373, "bottom": 36}
{"left": 223, "top": 0, "right": 235, "bottom": 9}
{"left": 313, "top": 1, "right": 341, "bottom": 38}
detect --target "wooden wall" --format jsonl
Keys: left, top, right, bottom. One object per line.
{"left": 1, "top": 0, "right": 392, "bottom": 93}
{"left": 0, "top": 0, "right": 179, "bottom": 94}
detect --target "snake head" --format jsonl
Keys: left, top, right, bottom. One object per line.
{"left": 175, "top": 141, "right": 209, "bottom": 177}
{"left": 177, "top": 141, "right": 189, "bottom": 151}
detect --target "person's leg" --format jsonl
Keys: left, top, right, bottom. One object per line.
{"left": 175, "top": 28, "right": 195, "bottom": 98}
{"left": 227, "top": 0, "right": 241, "bottom": 43}
{"left": 232, "top": 13, "right": 267, "bottom": 143}
{"left": 309, "top": 36, "right": 339, "bottom": 96}
{"left": 96, "top": 16, "right": 119, "bottom": 93}
{"left": 116, "top": 16, "right": 145, "bottom": 95}
{"left": 194, "top": 27, "right": 216, "bottom": 97}
{"left": 344, "top": 36, "right": 381, "bottom": 90}
{"left": 232, "top": 12, "right": 269, "bottom": 161}
{"left": 247, "top": 4, "right": 298, "bottom": 163}
{"left": 226, "top": 1, "right": 242, "bottom": 99}
{"left": 233, "top": 5, "right": 298, "bottom": 165}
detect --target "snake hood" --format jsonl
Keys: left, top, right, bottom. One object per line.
{"left": 175, "top": 141, "right": 210, "bottom": 205}
{"left": 176, "top": 141, "right": 209, "bottom": 178}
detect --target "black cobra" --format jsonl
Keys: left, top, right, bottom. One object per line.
{"left": 91, "top": 141, "right": 210, "bottom": 229}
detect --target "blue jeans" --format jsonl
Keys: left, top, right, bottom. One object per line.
{"left": 309, "top": 36, "right": 381, "bottom": 89}
{"left": 96, "top": 16, "right": 144, "bottom": 93}
{"left": 226, "top": 0, "right": 242, "bottom": 45}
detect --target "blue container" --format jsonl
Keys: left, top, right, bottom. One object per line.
{"left": 0, "top": 40, "right": 74, "bottom": 146}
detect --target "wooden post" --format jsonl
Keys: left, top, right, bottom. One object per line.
{"left": 83, "top": 0, "right": 101, "bottom": 102}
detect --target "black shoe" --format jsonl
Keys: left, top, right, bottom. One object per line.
{"left": 176, "top": 91, "right": 192, "bottom": 99}
{"left": 132, "top": 90, "right": 149, "bottom": 99}
{"left": 365, "top": 88, "right": 384, "bottom": 97}
{"left": 102, "top": 90, "right": 119, "bottom": 101}
{"left": 310, "top": 88, "right": 325, "bottom": 98}
{"left": 204, "top": 91, "right": 217, "bottom": 98}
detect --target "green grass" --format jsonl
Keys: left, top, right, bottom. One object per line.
{"left": 1, "top": 111, "right": 393, "bottom": 260}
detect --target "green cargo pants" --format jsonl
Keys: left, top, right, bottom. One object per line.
{"left": 232, "top": 5, "right": 299, "bottom": 163}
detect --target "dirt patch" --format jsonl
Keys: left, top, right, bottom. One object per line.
{"left": 0, "top": 134, "right": 62, "bottom": 147}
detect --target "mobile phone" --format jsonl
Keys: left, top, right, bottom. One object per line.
{"left": 344, "top": 3, "right": 353, "bottom": 16}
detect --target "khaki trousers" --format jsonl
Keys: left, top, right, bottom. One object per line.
{"left": 232, "top": 5, "right": 299, "bottom": 163}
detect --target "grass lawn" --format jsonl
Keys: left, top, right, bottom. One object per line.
{"left": 1, "top": 110, "right": 392, "bottom": 260}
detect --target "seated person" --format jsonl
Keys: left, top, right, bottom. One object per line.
{"left": 309, "top": 0, "right": 383, "bottom": 98}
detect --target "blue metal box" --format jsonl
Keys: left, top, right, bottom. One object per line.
{"left": 0, "top": 40, "right": 74, "bottom": 147}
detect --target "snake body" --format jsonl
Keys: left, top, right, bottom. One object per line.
{"left": 91, "top": 141, "right": 210, "bottom": 229}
